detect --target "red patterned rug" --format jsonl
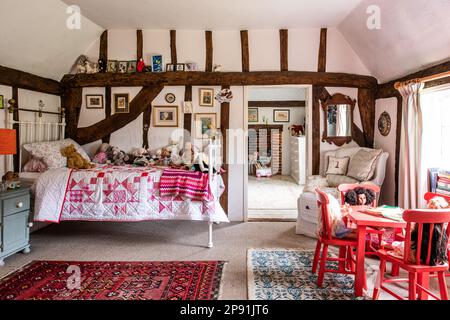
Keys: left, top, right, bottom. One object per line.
{"left": 0, "top": 260, "right": 226, "bottom": 300}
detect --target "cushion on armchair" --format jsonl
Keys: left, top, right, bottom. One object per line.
{"left": 347, "top": 149, "right": 383, "bottom": 182}
{"left": 325, "top": 156, "right": 350, "bottom": 175}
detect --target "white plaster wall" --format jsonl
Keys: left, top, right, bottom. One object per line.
{"left": 288, "top": 29, "right": 320, "bottom": 72}
{"left": 213, "top": 31, "right": 242, "bottom": 72}
{"left": 142, "top": 30, "right": 171, "bottom": 68}
{"left": 248, "top": 30, "right": 280, "bottom": 71}
{"left": 177, "top": 31, "right": 206, "bottom": 71}
{"left": 374, "top": 98, "right": 398, "bottom": 206}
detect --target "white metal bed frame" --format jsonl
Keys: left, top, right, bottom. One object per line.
{"left": 4, "top": 100, "right": 223, "bottom": 248}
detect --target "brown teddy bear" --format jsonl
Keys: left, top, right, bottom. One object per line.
{"left": 61, "top": 144, "right": 95, "bottom": 169}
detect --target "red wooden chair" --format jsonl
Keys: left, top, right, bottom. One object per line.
{"left": 373, "top": 209, "right": 450, "bottom": 300}
{"left": 312, "top": 188, "right": 366, "bottom": 289}
{"left": 338, "top": 184, "right": 385, "bottom": 255}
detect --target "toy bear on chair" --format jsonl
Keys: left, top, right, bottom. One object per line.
{"left": 61, "top": 144, "right": 95, "bottom": 169}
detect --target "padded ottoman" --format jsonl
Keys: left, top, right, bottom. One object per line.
{"left": 296, "top": 192, "right": 319, "bottom": 238}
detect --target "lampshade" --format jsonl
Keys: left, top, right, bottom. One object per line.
{"left": 0, "top": 129, "right": 17, "bottom": 155}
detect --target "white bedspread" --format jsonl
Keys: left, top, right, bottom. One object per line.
{"left": 33, "top": 165, "right": 229, "bottom": 223}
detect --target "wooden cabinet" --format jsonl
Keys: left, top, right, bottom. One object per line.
{"left": 290, "top": 136, "right": 306, "bottom": 185}
{"left": 0, "top": 185, "right": 32, "bottom": 266}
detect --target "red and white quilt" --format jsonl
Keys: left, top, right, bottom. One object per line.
{"left": 33, "top": 165, "right": 228, "bottom": 223}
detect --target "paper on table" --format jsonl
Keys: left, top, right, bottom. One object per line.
{"left": 365, "top": 205, "right": 404, "bottom": 221}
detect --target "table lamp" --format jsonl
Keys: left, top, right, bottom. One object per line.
{"left": 0, "top": 129, "right": 17, "bottom": 191}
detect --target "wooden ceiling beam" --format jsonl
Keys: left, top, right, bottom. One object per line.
{"left": 0, "top": 65, "right": 62, "bottom": 95}
{"left": 248, "top": 100, "right": 305, "bottom": 108}
{"left": 279, "top": 29, "right": 288, "bottom": 72}
{"left": 240, "top": 30, "right": 250, "bottom": 72}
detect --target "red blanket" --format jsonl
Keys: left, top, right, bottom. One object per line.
{"left": 159, "top": 168, "right": 211, "bottom": 201}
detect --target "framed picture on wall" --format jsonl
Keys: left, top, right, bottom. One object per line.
{"left": 152, "top": 55, "right": 163, "bottom": 72}
{"left": 199, "top": 88, "right": 214, "bottom": 107}
{"left": 195, "top": 113, "right": 217, "bottom": 138}
{"left": 118, "top": 61, "right": 128, "bottom": 73}
{"left": 127, "top": 60, "right": 137, "bottom": 73}
{"left": 248, "top": 108, "right": 258, "bottom": 123}
{"left": 0, "top": 95, "right": 4, "bottom": 109}
{"left": 153, "top": 106, "right": 178, "bottom": 127}
{"left": 273, "top": 109, "right": 290, "bottom": 122}
{"left": 114, "top": 93, "right": 129, "bottom": 114}
{"left": 106, "top": 60, "right": 118, "bottom": 73}
{"left": 85, "top": 95, "right": 104, "bottom": 109}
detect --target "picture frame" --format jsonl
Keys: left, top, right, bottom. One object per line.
{"left": 118, "top": 61, "right": 128, "bottom": 74}
{"left": 185, "top": 62, "right": 198, "bottom": 71}
{"left": 85, "top": 94, "right": 104, "bottom": 109}
{"left": 248, "top": 108, "right": 259, "bottom": 123}
{"left": 106, "top": 60, "right": 118, "bottom": 73}
{"left": 165, "top": 93, "right": 176, "bottom": 103}
{"left": 0, "top": 95, "right": 4, "bottom": 109}
{"left": 153, "top": 106, "right": 179, "bottom": 127}
{"left": 127, "top": 60, "right": 137, "bottom": 73}
{"left": 114, "top": 93, "right": 129, "bottom": 114}
{"left": 183, "top": 101, "right": 193, "bottom": 114}
{"left": 273, "top": 109, "right": 290, "bottom": 122}
{"left": 195, "top": 113, "right": 217, "bottom": 138}
{"left": 152, "top": 55, "right": 163, "bottom": 72}
{"left": 175, "top": 63, "right": 185, "bottom": 72}
{"left": 165, "top": 63, "right": 175, "bottom": 72}
{"left": 199, "top": 88, "right": 214, "bottom": 107}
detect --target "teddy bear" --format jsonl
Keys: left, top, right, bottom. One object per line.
{"left": 61, "top": 144, "right": 95, "bottom": 169}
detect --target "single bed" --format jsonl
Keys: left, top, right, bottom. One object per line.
{"left": 5, "top": 100, "right": 229, "bottom": 248}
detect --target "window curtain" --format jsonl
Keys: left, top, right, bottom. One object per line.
{"left": 397, "top": 80, "right": 424, "bottom": 209}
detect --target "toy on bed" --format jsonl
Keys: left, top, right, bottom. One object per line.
{"left": 61, "top": 144, "right": 95, "bottom": 169}
{"left": 92, "top": 143, "right": 109, "bottom": 164}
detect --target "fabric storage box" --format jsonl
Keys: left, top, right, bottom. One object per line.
{"left": 296, "top": 192, "right": 320, "bottom": 237}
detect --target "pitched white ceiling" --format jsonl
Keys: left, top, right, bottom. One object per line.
{"left": 339, "top": 0, "right": 450, "bottom": 83}
{"left": 61, "top": 0, "right": 363, "bottom": 29}
{"left": 0, "top": 0, "right": 103, "bottom": 80}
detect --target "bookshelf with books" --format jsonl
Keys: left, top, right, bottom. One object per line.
{"left": 429, "top": 168, "right": 450, "bottom": 196}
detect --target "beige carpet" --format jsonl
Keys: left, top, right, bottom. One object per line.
{"left": 0, "top": 221, "right": 447, "bottom": 300}
{"left": 248, "top": 175, "right": 304, "bottom": 220}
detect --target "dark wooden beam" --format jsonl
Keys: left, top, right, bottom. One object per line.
{"left": 312, "top": 86, "right": 330, "bottom": 175}
{"left": 352, "top": 123, "right": 367, "bottom": 147}
{"left": 240, "top": 30, "right": 249, "bottom": 72}
{"left": 220, "top": 85, "right": 230, "bottom": 215}
{"left": 12, "top": 87, "right": 20, "bottom": 172}
{"left": 170, "top": 30, "right": 177, "bottom": 65}
{"left": 103, "top": 86, "right": 112, "bottom": 143}
{"left": 394, "top": 97, "right": 402, "bottom": 206}
{"left": 63, "top": 87, "right": 83, "bottom": 139}
{"left": 74, "top": 86, "right": 163, "bottom": 145}
{"left": 142, "top": 104, "right": 151, "bottom": 148}
{"left": 61, "top": 71, "right": 377, "bottom": 89}
{"left": 279, "top": 29, "right": 288, "bottom": 72}
{"left": 248, "top": 100, "right": 305, "bottom": 108}
{"left": 377, "top": 60, "right": 450, "bottom": 99}
{"left": 99, "top": 30, "right": 108, "bottom": 64}
{"left": 317, "top": 28, "right": 327, "bottom": 72}
{"left": 0, "top": 65, "right": 62, "bottom": 95}
{"left": 205, "top": 31, "right": 213, "bottom": 72}
{"left": 136, "top": 30, "right": 143, "bottom": 61}
{"left": 183, "top": 85, "right": 193, "bottom": 142}
{"left": 357, "top": 88, "right": 376, "bottom": 147}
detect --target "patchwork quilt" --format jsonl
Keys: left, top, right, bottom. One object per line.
{"left": 33, "top": 165, "right": 228, "bottom": 223}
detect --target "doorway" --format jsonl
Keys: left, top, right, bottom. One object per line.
{"left": 244, "top": 86, "right": 310, "bottom": 221}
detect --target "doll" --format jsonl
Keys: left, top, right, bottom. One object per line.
{"left": 344, "top": 187, "right": 376, "bottom": 206}
{"left": 137, "top": 58, "right": 146, "bottom": 73}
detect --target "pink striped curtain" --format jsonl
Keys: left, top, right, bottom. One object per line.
{"left": 397, "top": 80, "right": 424, "bottom": 209}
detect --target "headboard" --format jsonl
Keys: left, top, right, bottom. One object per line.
{"left": 5, "top": 99, "right": 66, "bottom": 172}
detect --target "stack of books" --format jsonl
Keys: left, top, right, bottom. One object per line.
{"left": 435, "top": 170, "right": 450, "bottom": 196}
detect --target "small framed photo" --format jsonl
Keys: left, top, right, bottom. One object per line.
{"left": 107, "top": 60, "right": 118, "bottom": 73}
{"left": 152, "top": 55, "right": 163, "bottom": 72}
{"left": 185, "top": 62, "right": 198, "bottom": 71}
{"left": 175, "top": 63, "right": 185, "bottom": 72}
{"left": 114, "top": 93, "right": 129, "bottom": 114}
{"left": 248, "top": 108, "right": 259, "bottom": 123}
{"left": 273, "top": 109, "right": 290, "bottom": 122}
{"left": 127, "top": 60, "right": 137, "bottom": 73}
{"left": 183, "top": 101, "right": 193, "bottom": 114}
{"left": 118, "top": 61, "right": 128, "bottom": 73}
{"left": 85, "top": 95, "right": 104, "bottom": 109}
{"left": 195, "top": 113, "right": 217, "bottom": 138}
{"left": 199, "top": 88, "right": 214, "bottom": 107}
{"left": 0, "top": 95, "right": 4, "bottom": 109}
{"left": 153, "top": 106, "right": 178, "bottom": 127}
{"left": 165, "top": 63, "right": 175, "bottom": 72}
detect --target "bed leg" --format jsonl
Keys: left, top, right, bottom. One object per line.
{"left": 207, "top": 222, "right": 213, "bottom": 248}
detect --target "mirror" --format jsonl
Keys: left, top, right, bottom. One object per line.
{"left": 322, "top": 93, "right": 355, "bottom": 146}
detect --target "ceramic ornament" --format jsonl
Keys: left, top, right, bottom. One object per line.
{"left": 215, "top": 88, "right": 233, "bottom": 103}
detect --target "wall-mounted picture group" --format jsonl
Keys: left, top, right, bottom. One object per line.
{"left": 248, "top": 108, "right": 290, "bottom": 123}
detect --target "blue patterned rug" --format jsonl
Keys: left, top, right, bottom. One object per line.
{"left": 247, "top": 249, "right": 368, "bottom": 300}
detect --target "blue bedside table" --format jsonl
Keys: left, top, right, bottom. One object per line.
{"left": 0, "top": 182, "right": 32, "bottom": 266}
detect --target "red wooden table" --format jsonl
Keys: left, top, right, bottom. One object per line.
{"left": 347, "top": 206, "right": 407, "bottom": 297}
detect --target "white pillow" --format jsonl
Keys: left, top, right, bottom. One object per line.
{"left": 23, "top": 139, "right": 90, "bottom": 169}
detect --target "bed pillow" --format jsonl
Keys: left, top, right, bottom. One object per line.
{"left": 326, "top": 156, "right": 350, "bottom": 175}
{"left": 23, "top": 139, "right": 90, "bottom": 169}
{"left": 347, "top": 149, "right": 383, "bottom": 182}
{"left": 22, "top": 157, "right": 48, "bottom": 173}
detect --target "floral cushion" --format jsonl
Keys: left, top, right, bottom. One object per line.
{"left": 23, "top": 139, "right": 90, "bottom": 169}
